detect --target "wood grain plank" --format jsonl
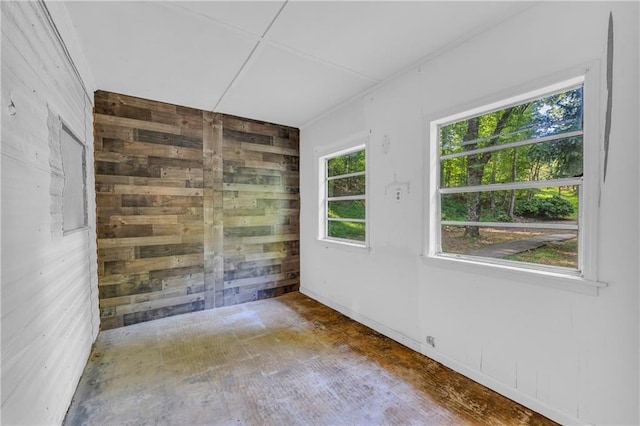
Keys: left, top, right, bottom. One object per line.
{"left": 241, "top": 234, "right": 299, "bottom": 245}
{"left": 114, "top": 140, "right": 202, "bottom": 161}
{"left": 111, "top": 254, "right": 203, "bottom": 274}
{"left": 222, "top": 183, "right": 298, "bottom": 194}
{"left": 98, "top": 235, "right": 182, "bottom": 249}
{"left": 109, "top": 215, "right": 178, "bottom": 225}
{"left": 240, "top": 141, "right": 298, "bottom": 157}
{"left": 121, "top": 195, "right": 202, "bottom": 208}
{"left": 224, "top": 273, "right": 286, "bottom": 289}
{"left": 137, "top": 129, "right": 202, "bottom": 149}
{"left": 115, "top": 293, "right": 205, "bottom": 316}
{"left": 138, "top": 243, "right": 203, "bottom": 259}
{"left": 95, "top": 113, "right": 180, "bottom": 135}
{"left": 112, "top": 185, "right": 203, "bottom": 197}
{"left": 96, "top": 90, "right": 177, "bottom": 115}
{"left": 96, "top": 175, "right": 203, "bottom": 188}
{"left": 224, "top": 215, "right": 289, "bottom": 227}
{"left": 161, "top": 167, "right": 203, "bottom": 179}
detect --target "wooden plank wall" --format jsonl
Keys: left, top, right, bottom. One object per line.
{"left": 1, "top": 2, "right": 99, "bottom": 424}
{"left": 222, "top": 116, "right": 300, "bottom": 304}
{"left": 94, "top": 91, "right": 207, "bottom": 329}
{"left": 94, "top": 92, "right": 299, "bottom": 329}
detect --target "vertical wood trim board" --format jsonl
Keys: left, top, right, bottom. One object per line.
{"left": 203, "top": 111, "right": 216, "bottom": 309}
{"left": 94, "top": 92, "right": 299, "bottom": 329}
{"left": 211, "top": 114, "right": 226, "bottom": 308}
{"left": 202, "top": 111, "right": 225, "bottom": 309}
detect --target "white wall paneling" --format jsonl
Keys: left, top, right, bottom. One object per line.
{"left": 1, "top": 1, "right": 99, "bottom": 424}
{"left": 300, "top": 3, "right": 639, "bottom": 424}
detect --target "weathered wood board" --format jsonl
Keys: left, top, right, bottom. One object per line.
{"left": 94, "top": 91, "right": 299, "bottom": 329}
{"left": 222, "top": 115, "right": 300, "bottom": 306}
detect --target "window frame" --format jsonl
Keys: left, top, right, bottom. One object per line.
{"left": 318, "top": 137, "right": 369, "bottom": 249}
{"left": 424, "top": 66, "right": 606, "bottom": 295}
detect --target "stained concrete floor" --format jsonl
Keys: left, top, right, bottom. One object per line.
{"left": 64, "top": 292, "right": 555, "bottom": 426}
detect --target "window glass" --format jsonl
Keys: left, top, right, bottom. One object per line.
{"left": 323, "top": 148, "right": 366, "bottom": 244}
{"left": 435, "top": 85, "right": 583, "bottom": 272}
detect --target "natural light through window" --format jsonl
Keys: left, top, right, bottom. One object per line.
{"left": 432, "top": 79, "right": 586, "bottom": 274}
{"left": 321, "top": 146, "right": 367, "bottom": 245}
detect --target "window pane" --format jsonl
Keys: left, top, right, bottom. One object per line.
{"left": 328, "top": 200, "right": 365, "bottom": 220}
{"left": 328, "top": 221, "right": 365, "bottom": 241}
{"left": 441, "top": 187, "right": 579, "bottom": 223}
{"left": 328, "top": 175, "right": 365, "bottom": 197}
{"left": 440, "top": 87, "right": 583, "bottom": 156}
{"left": 328, "top": 150, "right": 365, "bottom": 177}
{"left": 441, "top": 225, "right": 578, "bottom": 269}
{"left": 441, "top": 136, "right": 583, "bottom": 188}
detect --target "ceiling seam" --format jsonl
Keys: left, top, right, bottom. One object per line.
{"left": 212, "top": 1, "right": 289, "bottom": 112}
{"left": 299, "top": 2, "right": 540, "bottom": 130}
{"left": 260, "top": 0, "right": 289, "bottom": 38}
{"left": 158, "top": 2, "right": 262, "bottom": 42}
{"left": 265, "top": 40, "right": 380, "bottom": 84}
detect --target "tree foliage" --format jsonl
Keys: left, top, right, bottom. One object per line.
{"left": 326, "top": 149, "right": 366, "bottom": 241}
{"left": 440, "top": 86, "right": 583, "bottom": 233}
{"left": 514, "top": 194, "right": 575, "bottom": 219}
{"left": 327, "top": 150, "right": 365, "bottom": 177}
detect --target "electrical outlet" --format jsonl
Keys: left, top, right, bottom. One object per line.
{"left": 395, "top": 187, "right": 402, "bottom": 202}
{"left": 426, "top": 336, "right": 435, "bottom": 347}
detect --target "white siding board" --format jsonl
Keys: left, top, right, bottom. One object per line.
{"left": 1, "top": 1, "right": 98, "bottom": 425}
{"left": 1, "top": 3, "right": 87, "bottom": 136}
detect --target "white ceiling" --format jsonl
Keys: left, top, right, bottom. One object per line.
{"left": 65, "top": 1, "right": 534, "bottom": 128}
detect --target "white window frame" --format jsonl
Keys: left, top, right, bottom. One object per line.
{"left": 424, "top": 65, "right": 606, "bottom": 295}
{"left": 317, "top": 136, "right": 369, "bottom": 249}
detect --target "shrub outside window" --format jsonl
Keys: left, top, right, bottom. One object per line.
{"left": 322, "top": 147, "right": 366, "bottom": 245}
{"left": 432, "top": 79, "right": 586, "bottom": 274}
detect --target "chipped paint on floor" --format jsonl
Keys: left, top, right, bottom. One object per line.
{"left": 64, "top": 292, "right": 555, "bottom": 425}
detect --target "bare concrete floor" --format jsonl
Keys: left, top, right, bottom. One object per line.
{"left": 64, "top": 292, "right": 554, "bottom": 425}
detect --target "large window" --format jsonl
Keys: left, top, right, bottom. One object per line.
{"left": 321, "top": 146, "right": 367, "bottom": 245}
{"left": 431, "top": 78, "right": 587, "bottom": 274}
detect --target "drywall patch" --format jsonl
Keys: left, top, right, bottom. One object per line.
{"left": 603, "top": 12, "right": 614, "bottom": 182}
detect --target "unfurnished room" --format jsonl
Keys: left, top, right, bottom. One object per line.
{"left": 1, "top": 1, "right": 639, "bottom": 425}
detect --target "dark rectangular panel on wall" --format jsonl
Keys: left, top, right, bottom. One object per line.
{"left": 94, "top": 91, "right": 299, "bottom": 329}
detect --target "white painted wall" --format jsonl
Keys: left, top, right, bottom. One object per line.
{"left": 1, "top": 1, "right": 99, "bottom": 424}
{"left": 300, "top": 3, "right": 639, "bottom": 424}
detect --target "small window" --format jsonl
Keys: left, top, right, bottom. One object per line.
{"left": 61, "top": 125, "right": 87, "bottom": 232}
{"left": 431, "top": 78, "right": 587, "bottom": 274}
{"left": 320, "top": 146, "right": 367, "bottom": 245}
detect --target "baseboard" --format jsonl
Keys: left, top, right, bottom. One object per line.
{"left": 420, "top": 345, "right": 588, "bottom": 426}
{"left": 299, "top": 287, "right": 422, "bottom": 353}
{"left": 300, "top": 286, "right": 588, "bottom": 426}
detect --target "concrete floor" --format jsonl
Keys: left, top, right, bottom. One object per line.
{"left": 64, "top": 292, "right": 554, "bottom": 425}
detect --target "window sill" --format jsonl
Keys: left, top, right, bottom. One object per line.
{"left": 419, "top": 254, "right": 607, "bottom": 296}
{"left": 318, "top": 238, "right": 371, "bottom": 254}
